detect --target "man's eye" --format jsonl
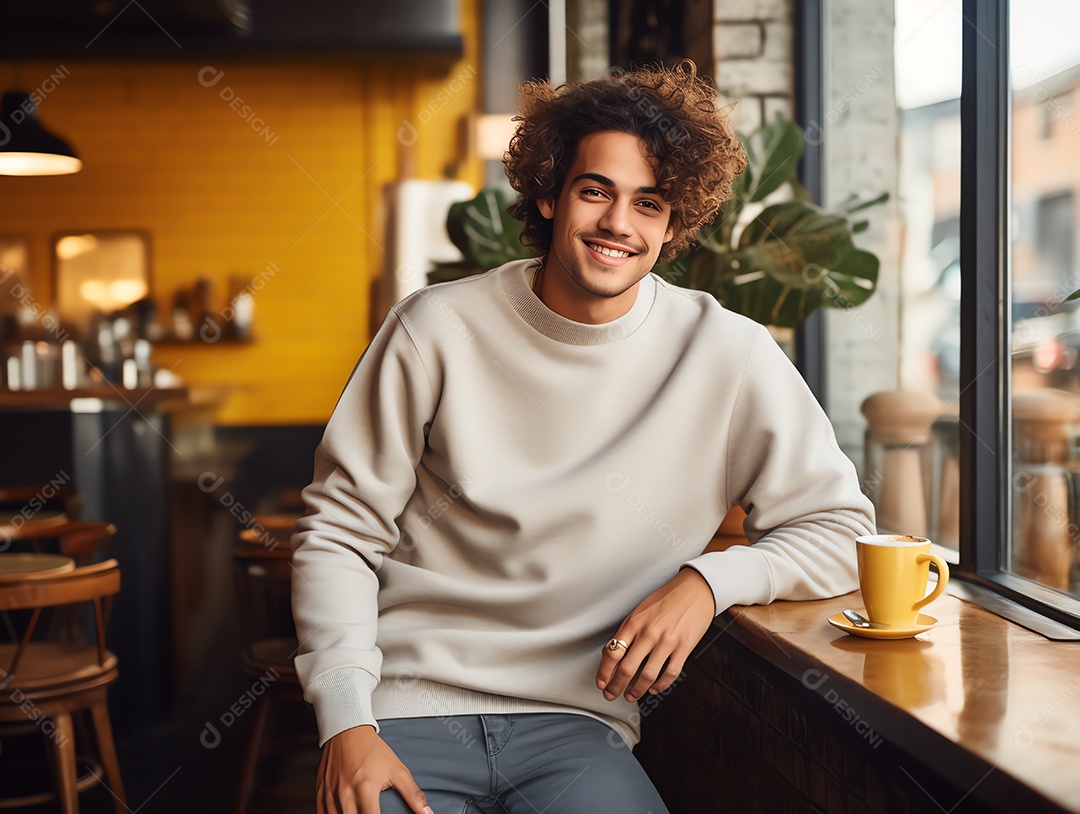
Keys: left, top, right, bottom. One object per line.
{"left": 582, "top": 188, "right": 604, "bottom": 198}
{"left": 638, "top": 200, "right": 661, "bottom": 211}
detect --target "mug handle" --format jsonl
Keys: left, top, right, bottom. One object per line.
{"left": 913, "top": 553, "right": 950, "bottom": 610}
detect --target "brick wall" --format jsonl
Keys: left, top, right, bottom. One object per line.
{"left": 821, "top": 0, "right": 903, "bottom": 469}
{"left": 707, "top": 0, "right": 794, "bottom": 134}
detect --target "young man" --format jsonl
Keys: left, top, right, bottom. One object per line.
{"left": 292, "top": 61, "right": 875, "bottom": 814}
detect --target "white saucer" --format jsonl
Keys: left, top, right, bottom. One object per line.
{"left": 827, "top": 609, "right": 938, "bottom": 640}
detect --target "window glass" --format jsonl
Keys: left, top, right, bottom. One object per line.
{"left": 1009, "top": 0, "right": 1080, "bottom": 596}
{"left": 894, "top": 0, "right": 962, "bottom": 402}
{"left": 825, "top": 1, "right": 963, "bottom": 552}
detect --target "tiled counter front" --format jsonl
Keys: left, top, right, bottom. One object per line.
{"left": 635, "top": 592, "right": 1079, "bottom": 814}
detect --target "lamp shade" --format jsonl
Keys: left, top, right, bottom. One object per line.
{"left": 0, "top": 91, "right": 82, "bottom": 176}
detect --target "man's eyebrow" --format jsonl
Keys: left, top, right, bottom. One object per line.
{"left": 571, "top": 172, "right": 662, "bottom": 196}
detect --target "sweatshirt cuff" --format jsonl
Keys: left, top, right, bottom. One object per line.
{"left": 303, "top": 666, "right": 381, "bottom": 746}
{"left": 681, "top": 547, "right": 775, "bottom": 616}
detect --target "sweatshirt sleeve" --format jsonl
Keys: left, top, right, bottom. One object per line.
{"left": 681, "top": 325, "right": 876, "bottom": 615}
{"left": 291, "top": 309, "right": 437, "bottom": 746}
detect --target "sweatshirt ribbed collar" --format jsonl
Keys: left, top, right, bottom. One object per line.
{"left": 501, "top": 259, "right": 656, "bottom": 346}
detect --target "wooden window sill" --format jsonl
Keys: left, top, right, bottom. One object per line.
{"left": 714, "top": 588, "right": 1080, "bottom": 812}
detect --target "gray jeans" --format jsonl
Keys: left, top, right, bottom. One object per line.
{"left": 377, "top": 712, "right": 670, "bottom": 814}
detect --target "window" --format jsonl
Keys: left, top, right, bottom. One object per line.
{"left": 820, "top": 0, "right": 1080, "bottom": 631}
{"left": 1005, "top": 0, "right": 1080, "bottom": 607}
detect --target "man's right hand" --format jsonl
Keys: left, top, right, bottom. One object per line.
{"left": 317, "top": 724, "right": 435, "bottom": 814}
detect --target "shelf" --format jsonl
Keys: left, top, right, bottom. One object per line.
{"left": 150, "top": 337, "right": 255, "bottom": 347}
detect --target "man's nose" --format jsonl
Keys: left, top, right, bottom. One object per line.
{"left": 597, "top": 199, "right": 633, "bottom": 236}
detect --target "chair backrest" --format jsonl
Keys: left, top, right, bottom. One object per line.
{"left": 0, "top": 519, "right": 117, "bottom": 563}
{"left": 232, "top": 539, "right": 295, "bottom": 662}
{"left": 55, "top": 521, "right": 117, "bottom": 561}
{"left": 0, "top": 559, "right": 120, "bottom": 609}
{"left": 241, "top": 514, "right": 300, "bottom": 552}
{"left": 0, "top": 559, "right": 120, "bottom": 676}
{"left": 0, "top": 484, "right": 82, "bottom": 518}
{"left": 0, "top": 481, "right": 82, "bottom": 507}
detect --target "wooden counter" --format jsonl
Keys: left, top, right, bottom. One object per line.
{"left": 636, "top": 587, "right": 1080, "bottom": 813}
{"left": 0, "top": 385, "right": 228, "bottom": 412}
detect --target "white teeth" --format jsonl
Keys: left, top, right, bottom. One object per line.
{"left": 587, "top": 242, "right": 631, "bottom": 258}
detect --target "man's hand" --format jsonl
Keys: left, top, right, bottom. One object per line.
{"left": 317, "top": 724, "right": 434, "bottom": 814}
{"left": 596, "top": 567, "right": 716, "bottom": 703}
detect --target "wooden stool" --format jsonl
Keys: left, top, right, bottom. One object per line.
{"left": 232, "top": 533, "right": 315, "bottom": 813}
{"left": 861, "top": 390, "right": 944, "bottom": 536}
{"left": 1013, "top": 390, "right": 1080, "bottom": 590}
{"left": 0, "top": 558, "right": 125, "bottom": 813}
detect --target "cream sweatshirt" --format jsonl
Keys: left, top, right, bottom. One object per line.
{"left": 291, "top": 259, "right": 875, "bottom": 748}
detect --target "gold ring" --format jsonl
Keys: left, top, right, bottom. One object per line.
{"left": 606, "top": 638, "right": 629, "bottom": 652}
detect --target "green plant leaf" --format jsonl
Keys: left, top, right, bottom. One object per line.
{"left": 741, "top": 118, "right": 804, "bottom": 203}
{"left": 737, "top": 201, "right": 847, "bottom": 245}
{"left": 843, "top": 191, "right": 890, "bottom": 214}
{"left": 735, "top": 202, "right": 854, "bottom": 287}
{"left": 668, "top": 116, "right": 885, "bottom": 327}
{"left": 694, "top": 251, "right": 827, "bottom": 327}
{"left": 444, "top": 187, "right": 527, "bottom": 271}
{"left": 689, "top": 200, "right": 878, "bottom": 326}
{"left": 789, "top": 178, "right": 813, "bottom": 203}
{"left": 822, "top": 249, "right": 879, "bottom": 309}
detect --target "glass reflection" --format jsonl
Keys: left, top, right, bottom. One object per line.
{"left": 1009, "top": 0, "right": 1080, "bottom": 597}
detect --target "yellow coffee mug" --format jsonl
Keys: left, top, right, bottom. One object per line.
{"left": 856, "top": 534, "right": 950, "bottom": 627}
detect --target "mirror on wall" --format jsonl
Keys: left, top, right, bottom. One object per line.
{"left": 52, "top": 230, "right": 151, "bottom": 334}
{"left": 0, "top": 233, "right": 31, "bottom": 295}
{"left": 1, "top": 233, "right": 33, "bottom": 332}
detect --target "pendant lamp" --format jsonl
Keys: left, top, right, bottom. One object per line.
{"left": 0, "top": 90, "right": 82, "bottom": 176}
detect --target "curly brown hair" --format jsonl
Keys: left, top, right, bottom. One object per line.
{"left": 503, "top": 60, "right": 747, "bottom": 263}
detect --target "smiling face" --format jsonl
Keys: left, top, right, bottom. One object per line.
{"left": 536, "top": 130, "right": 675, "bottom": 324}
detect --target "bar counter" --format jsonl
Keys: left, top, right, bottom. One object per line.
{"left": 637, "top": 586, "right": 1080, "bottom": 813}
{"left": 0, "top": 385, "right": 224, "bottom": 411}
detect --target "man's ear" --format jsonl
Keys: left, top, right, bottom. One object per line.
{"left": 537, "top": 197, "right": 555, "bottom": 220}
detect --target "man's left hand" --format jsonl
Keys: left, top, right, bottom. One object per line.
{"left": 596, "top": 567, "right": 716, "bottom": 703}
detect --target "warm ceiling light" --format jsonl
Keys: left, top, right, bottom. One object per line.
{"left": 0, "top": 91, "right": 82, "bottom": 176}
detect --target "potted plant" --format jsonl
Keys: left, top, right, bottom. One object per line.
{"left": 653, "top": 116, "right": 887, "bottom": 327}
{"left": 427, "top": 186, "right": 526, "bottom": 286}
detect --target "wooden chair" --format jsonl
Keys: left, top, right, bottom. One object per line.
{"left": 232, "top": 532, "right": 314, "bottom": 813}
{"left": 0, "top": 519, "right": 117, "bottom": 564}
{"left": 246, "top": 514, "right": 300, "bottom": 551}
{"left": 0, "top": 484, "right": 82, "bottom": 518}
{"left": 0, "top": 559, "right": 126, "bottom": 813}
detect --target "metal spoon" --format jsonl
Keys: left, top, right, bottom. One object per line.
{"left": 842, "top": 609, "right": 889, "bottom": 629}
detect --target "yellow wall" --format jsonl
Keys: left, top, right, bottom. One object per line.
{"left": 0, "top": 3, "right": 482, "bottom": 424}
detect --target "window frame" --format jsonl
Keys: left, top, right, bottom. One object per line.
{"left": 959, "top": 0, "right": 1080, "bottom": 628}
{"left": 794, "top": 0, "right": 828, "bottom": 408}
